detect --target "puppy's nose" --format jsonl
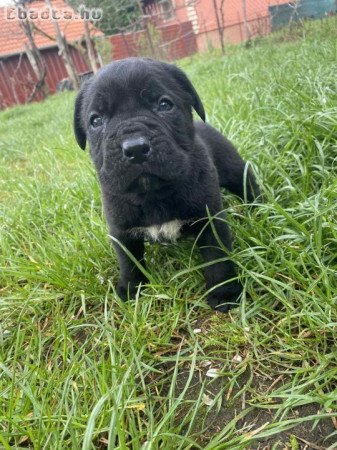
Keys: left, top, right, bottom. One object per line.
{"left": 122, "top": 137, "right": 151, "bottom": 164}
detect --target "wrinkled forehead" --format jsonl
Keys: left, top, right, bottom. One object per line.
{"left": 85, "top": 61, "right": 183, "bottom": 113}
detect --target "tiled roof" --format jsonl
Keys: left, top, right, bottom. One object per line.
{"left": 0, "top": 0, "right": 103, "bottom": 58}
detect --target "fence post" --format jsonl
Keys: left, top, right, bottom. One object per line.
{"left": 241, "top": 0, "right": 251, "bottom": 41}
{"left": 136, "top": 0, "right": 156, "bottom": 58}
{"left": 212, "top": 0, "right": 225, "bottom": 53}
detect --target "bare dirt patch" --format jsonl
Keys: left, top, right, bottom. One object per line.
{"left": 172, "top": 367, "right": 336, "bottom": 448}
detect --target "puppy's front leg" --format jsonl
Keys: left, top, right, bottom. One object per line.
{"left": 218, "top": 141, "right": 261, "bottom": 202}
{"left": 110, "top": 231, "right": 147, "bottom": 301}
{"left": 195, "top": 215, "right": 242, "bottom": 313}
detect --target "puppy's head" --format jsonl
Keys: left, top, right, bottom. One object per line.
{"left": 74, "top": 58, "right": 205, "bottom": 196}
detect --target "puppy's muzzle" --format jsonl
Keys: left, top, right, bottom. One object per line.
{"left": 122, "top": 137, "right": 151, "bottom": 164}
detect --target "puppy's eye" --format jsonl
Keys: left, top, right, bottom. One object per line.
{"left": 158, "top": 98, "right": 174, "bottom": 112}
{"left": 90, "top": 114, "right": 103, "bottom": 128}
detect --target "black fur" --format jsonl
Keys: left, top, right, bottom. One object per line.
{"left": 74, "top": 57, "right": 260, "bottom": 312}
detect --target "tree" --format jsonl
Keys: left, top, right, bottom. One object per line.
{"left": 66, "top": 0, "right": 141, "bottom": 35}
{"left": 83, "top": 17, "right": 99, "bottom": 73}
{"left": 45, "top": 0, "right": 80, "bottom": 89}
{"left": 14, "top": 0, "right": 49, "bottom": 101}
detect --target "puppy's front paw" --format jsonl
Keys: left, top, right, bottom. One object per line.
{"left": 115, "top": 278, "right": 146, "bottom": 301}
{"left": 207, "top": 281, "right": 243, "bottom": 313}
{"left": 116, "top": 282, "right": 139, "bottom": 301}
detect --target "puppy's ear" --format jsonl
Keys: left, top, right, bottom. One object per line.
{"left": 74, "top": 80, "right": 91, "bottom": 150}
{"left": 167, "top": 64, "right": 206, "bottom": 122}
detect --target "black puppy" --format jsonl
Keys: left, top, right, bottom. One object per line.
{"left": 74, "top": 57, "right": 260, "bottom": 312}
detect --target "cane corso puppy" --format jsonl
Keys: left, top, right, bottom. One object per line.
{"left": 74, "top": 57, "right": 260, "bottom": 312}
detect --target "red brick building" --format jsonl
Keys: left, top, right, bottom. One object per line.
{"left": 145, "top": 0, "right": 290, "bottom": 50}
{"left": 110, "top": 0, "right": 288, "bottom": 61}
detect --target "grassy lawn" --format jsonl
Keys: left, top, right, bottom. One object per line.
{"left": 1, "top": 18, "right": 337, "bottom": 449}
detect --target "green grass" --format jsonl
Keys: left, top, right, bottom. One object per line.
{"left": 1, "top": 18, "right": 337, "bottom": 449}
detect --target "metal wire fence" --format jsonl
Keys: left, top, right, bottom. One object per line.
{"left": 102, "top": 0, "right": 337, "bottom": 60}
{"left": 1, "top": 0, "right": 336, "bottom": 108}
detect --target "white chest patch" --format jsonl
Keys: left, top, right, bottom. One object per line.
{"left": 132, "top": 219, "right": 183, "bottom": 242}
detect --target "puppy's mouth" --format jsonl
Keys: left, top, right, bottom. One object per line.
{"left": 126, "top": 174, "right": 171, "bottom": 195}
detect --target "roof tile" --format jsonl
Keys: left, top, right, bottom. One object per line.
{"left": 0, "top": 0, "right": 103, "bottom": 57}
